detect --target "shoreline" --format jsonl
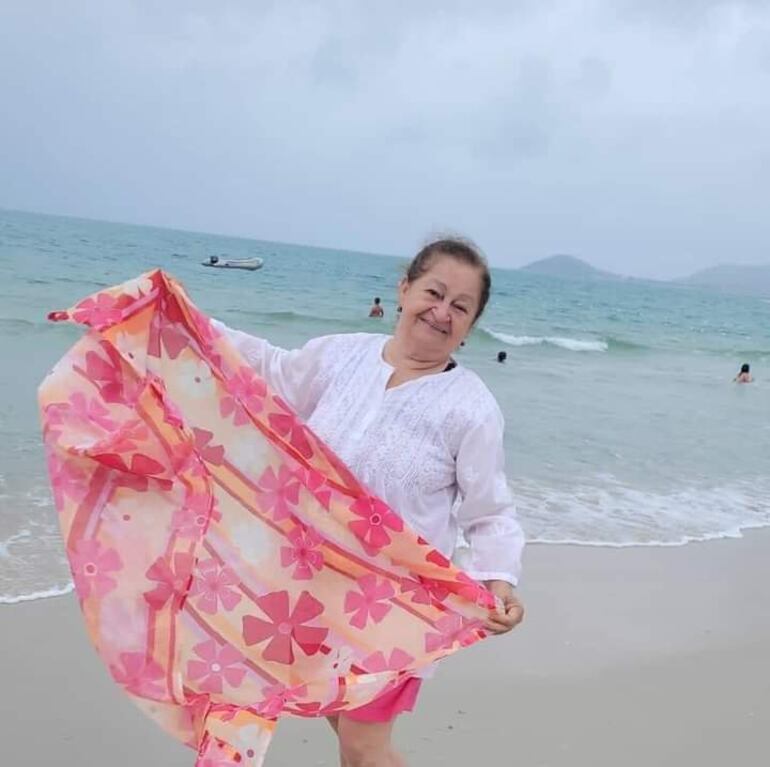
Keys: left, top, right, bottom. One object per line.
{"left": 2, "top": 529, "right": 769, "bottom": 765}
{"left": 5, "top": 521, "right": 770, "bottom": 606}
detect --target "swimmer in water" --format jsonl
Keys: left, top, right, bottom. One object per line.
{"left": 734, "top": 363, "right": 752, "bottom": 383}
{"left": 369, "top": 297, "right": 384, "bottom": 318}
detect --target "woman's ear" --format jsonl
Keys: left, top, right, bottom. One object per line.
{"left": 397, "top": 277, "right": 409, "bottom": 307}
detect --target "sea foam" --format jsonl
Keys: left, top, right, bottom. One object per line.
{"left": 0, "top": 582, "right": 74, "bottom": 605}
{"left": 485, "top": 329, "right": 608, "bottom": 352}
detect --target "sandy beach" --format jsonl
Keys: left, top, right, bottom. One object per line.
{"left": 2, "top": 530, "right": 768, "bottom": 766}
{"left": 3, "top": 1, "right": 770, "bottom": 763}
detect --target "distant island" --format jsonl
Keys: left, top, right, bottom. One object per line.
{"left": 519, "top": 254, "right": 623, "bottom": 281}
{"left": 678, "top": 264, "right": 770, "bottom": 297}
{"left": 519, "top": 254, "right": 770, "bottom": 297}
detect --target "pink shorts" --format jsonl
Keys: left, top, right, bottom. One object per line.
{"left": 342, "top": 677, "right": 422, "bottom": 723}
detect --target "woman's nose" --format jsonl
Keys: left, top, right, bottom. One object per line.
{"left": 432, "top": 302, "right": 451, "bottom": 323}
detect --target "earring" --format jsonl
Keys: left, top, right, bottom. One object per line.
{"left": 397, "top": 306, "right": 402, "bottom": 313}
{"left": 460, "top": 340, "right": 465, "bottom": 347}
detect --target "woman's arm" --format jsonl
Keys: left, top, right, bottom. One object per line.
{"left": 454, "top": 404, "right": 525, "bottom": 586}
{"left": 454, "top": 405, "right": 526, "bottom": 634}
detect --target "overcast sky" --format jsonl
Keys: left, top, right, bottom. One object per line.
{"left": 1, "top": 1, "right": 769, "bottom": 277}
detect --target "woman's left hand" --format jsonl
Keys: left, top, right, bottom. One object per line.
{"left": 482, "top": 580, "right": 525, "bottom": 635}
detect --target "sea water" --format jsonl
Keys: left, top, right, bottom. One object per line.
{"left": 1, "top": 208, "right": 768, "bottom": 603}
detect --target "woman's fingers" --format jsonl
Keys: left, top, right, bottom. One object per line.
{"left": 483, "top": 599, "right": 525, "bottom": 634}
{"left": 480, "top": 581, "right": 525, "bottom": 635}
{"left": 504, "top": 599, "right": 525, "bottom": 628}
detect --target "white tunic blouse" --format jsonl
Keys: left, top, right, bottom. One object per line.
{"left": 213, "top": 322, "right": 525, "bottom": 585}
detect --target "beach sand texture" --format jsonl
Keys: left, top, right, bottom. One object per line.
{"left": 2, "top": 531, "right": 768, "bottom": 766}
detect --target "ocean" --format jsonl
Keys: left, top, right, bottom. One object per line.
{"left": 1, "top": 208, "right": 768, "bottom": 604}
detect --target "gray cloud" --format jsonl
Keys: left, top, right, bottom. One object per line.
{"left": 1, "top": 0, "right": 769, "bottom": 277}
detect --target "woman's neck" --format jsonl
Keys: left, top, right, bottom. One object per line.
{"left": 383, "top": 336, "right": 450, "bottom": 377}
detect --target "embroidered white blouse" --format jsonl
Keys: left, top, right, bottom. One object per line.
{"left": 213, "top": 322, "right": 525, "bottom": 585}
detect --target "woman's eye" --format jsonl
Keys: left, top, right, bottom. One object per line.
{"left": 427, "top": 289, "right": 441, "bottom": 298}
{"left": 454, "top": 305, "right": 469, "bottom": 314}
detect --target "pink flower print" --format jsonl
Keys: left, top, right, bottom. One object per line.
{"left": 166, "top": 440, "right": 197, "bottom": 476}
{"left": 295, "top": 467, "right": 331, "bottom": 510}
{"left": 110, "top": 652, "right": 165, "bottom": 698}
{"left": 400, "top": 576, "right": 450, "bottom": 606}
{"left": 280, "top": 525, "right": 324, "bottom": 580}
{"left": 70, "top": 539, "right": 123, "bottom": 599}
{"left": 72, "top": 291, "right": 124, "bottom": 328}
{"left": 86, "top": 342, "right": 136, "bottom": 403}
{"left": 242, "top": 590, "right": 328, "bottom": 665}
{"left": 347, "top": 496, "right": 403, "bottom": 556}
{"left": 172, "top": 493, "right": 219, "bottom": 539}
{"left": 255, "top": 682, "right": 308, "bottom": 719}
{"left": 183, "top": 453, "right": 208, "bottom": 479}
{"left": 399, "top": 577, "right": 432, "bottom": 606}
{"left": 455, "top": 571, "right": 496, "bottom": 608}
{"left": 113, "top": 473, "right": 149, "bottom": 492}
{"left": 95, "top": 451, "right": 166, "bottom": 478}
{"left": 101, "top": 419, "right": 149, "bottom": 455}
{"left": 220, "top": 366, "right": 267, "bottom": 425}
{"left": 424, "top": 614, "right": 481, "bottom": 653}
{"left": 160, "top": 324, "right": 189, "bottom": 359}
{"left": 188, "top": 305, "right": 221, "bottom": 346}
{"left": 344, "top": 575, "right": 395, "bottom": 630}
{"left": 187, "top": 640, "right": 246, "bottom": 694}
{"left": 426, "top": 548, "right": 451, "bottom": 568}
{"left": 143, "top": 552, "right": 194, "bottom": 609}
{"left": 362, "top": 648, "right": 415, "bottom": 673}
{"left": 47, "top": 453, "right": 85, "bottom": 509}
{"left": 42, "top": 404, "right": 65, "bottom": 442}
{"left": 193, "top": 428, "right": 225, "bottom": 465}
{"left": 67, "top": 391, "right": 118, "bottom": 431}
{"left": 162, "top": 291, "right": 185, "bottom": 322}
{"left": 402, "top": 570, "right": 490, "bottom": 608}
{"left": 256, "top": 466, "right": 301, "bottom": 522}
{"left": 190, "top": 559, "right": 242, "bottom": 615}
{"left": 160, "top": 394, "right": 185, "bottom": 430}
{"left": 268, "top": 398, "right": 313, "bottom": 459}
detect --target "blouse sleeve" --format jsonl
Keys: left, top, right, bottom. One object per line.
{"left": 211, "top": 319, "right": 333, "bottom": 420}
{"left": 453, "top": 404, "right": 525, "bottom": 586}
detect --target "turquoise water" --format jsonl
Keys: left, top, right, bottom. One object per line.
{"left": 1, "top": 208, "right": 769, "bottom": 602}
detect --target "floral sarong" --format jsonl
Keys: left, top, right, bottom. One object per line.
{"left": 38, "top": 270, "right": 496, "bottom": 766}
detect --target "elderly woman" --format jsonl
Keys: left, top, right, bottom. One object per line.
{"left": 213, "top": 238, "right": 525, "bottom": 767}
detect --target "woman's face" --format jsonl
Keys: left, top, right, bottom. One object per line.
{"left": 397, "top": 255, "right": 482, "bottom": 358}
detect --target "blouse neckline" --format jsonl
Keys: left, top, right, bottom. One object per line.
{"left": 377, "top": 335, "right": 462, "bottom": 393}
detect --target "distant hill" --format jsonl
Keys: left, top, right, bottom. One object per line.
{"left": 518, "top": 255, "right": 770, "bottom": 295}
{"left": 519, "top": 254, "right": 621, "bottom": 281}
{"left": 680, "top": 264, "right": 770, "bottom": 297}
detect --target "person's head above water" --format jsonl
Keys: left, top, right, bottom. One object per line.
{"left": 373, "top": 297, "right": 381, "bottom": 305}
{"left": 740, "top": 363, "right": 750, "bottom": 374}
{"left": 497, "top": 351, "right": 507, "bottom": 363}
{"left": 394, "top": 237, "right": 490, "bottom": 360}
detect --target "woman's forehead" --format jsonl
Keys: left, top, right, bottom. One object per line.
{"left": 418, "top": 258, "right": 482, "bottom": 295}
